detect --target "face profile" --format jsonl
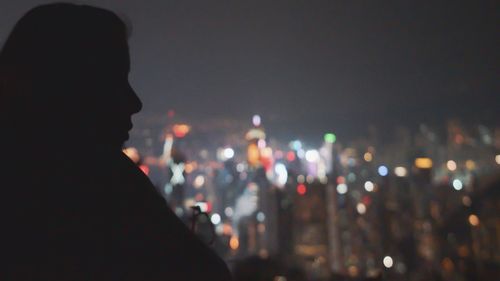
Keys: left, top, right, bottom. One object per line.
{"left": 0, "top": 4, "right": 233, "bottom": 281}
{"left": 0, "top": 3, "right": 142, "bottom": 151}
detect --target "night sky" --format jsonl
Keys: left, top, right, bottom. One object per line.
{"left": 1, "top": 1, "right": 498, "bottom": 138}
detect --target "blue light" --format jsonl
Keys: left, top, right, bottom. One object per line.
{"left": 378, "top": 165, "right": 388, "bottom": 176}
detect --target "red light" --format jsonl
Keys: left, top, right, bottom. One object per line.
{"left": 297, "top": 184, "right": 307, "bottom": 195}
{"left": 139, "top": 164, "right": 150, "bottom": 175}
{"left": 337, "top": 176, "right": 345, "bottom": 184}
{"left": 286, "top": 151, "right": 296, "bottom": 162}
{"left": 173, "top": 124, "right": 190, "bottom": 138}
{"left": 362, "top": 195, "right": 372, "bottom": 206}
{"left": 167, "top": 109, "right": 175, "bottom": 118}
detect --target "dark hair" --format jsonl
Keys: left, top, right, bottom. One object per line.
{"left": 0, "top": 3, "right": 140, "bottom": 150}
{"left": 0, "top": 3, "right": 128, "bottom": 114}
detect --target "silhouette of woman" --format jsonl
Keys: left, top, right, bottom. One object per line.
{"left": 0, "top": 3, "right": 232, "bottom": 280}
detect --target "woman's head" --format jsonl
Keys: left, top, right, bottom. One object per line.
{"left": 0, "top": 3, "right": 142, "bottom": 150}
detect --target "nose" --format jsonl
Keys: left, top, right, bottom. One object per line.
{"left": 126, "top": 82, "right": 142, "bottom": 114}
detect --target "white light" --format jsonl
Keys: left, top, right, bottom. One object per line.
{"left": 224, "top": 207, "right": 234, "bottom": 217}
{"left": 336, "top": 183, "right": 348, "bottom": 194}
{"left": 447, "top": 160, "right": 457, "bottom": 171}
{"left": 378, "top": 165, "right": 388, "bottom": 176}
{"left": 256, "top": 212, "right": 266, "bottom": 222}
{"left": 252, "top": 114, "right": 261, "bottom": 127}
{"left": 194, "top": 202, "right": 208, "bottom": 212}
{"left": 223, "top": 148, "right": 234, "bottom": 159}
{"left": 394, "top": 166, "right": 407, "bottom": 177}
{"left": 236, "top": 163, "right": 246, "bottom": 172}
{"left": 210, "top": 213, "right": 221, "bottom": 225}
{"left": 170, "top": 162, "right": 185, "bottom": 185}
{"left": 305, "top": 149, "right": 320, "bottom": 162}
{"left": 193, "top": 175, "right": 205, "bottom": 188}
{"left": 258, "top": 139, "right": 266, "bottom": 149}
{"left": 297, "top": 175, "right": 305, "bottom": 183}
{"left": 496, "top": 155, "right": 500, "bottom": 165}
{"left": 356, "top": 203, "right": 366, "bottom": 214}
{"left": 297, "top": 149, "right": 305, "bottom": 159}
{"left": 383, "top": 256, "right": 394, "bottom": 268}
{"left": 364, "top": 181, "right": 374, "bottom": 192}
{"left": 274, "top": 163, "right": 288, "bottom": 187}
{"left": 452, "top": 179, "right": 463, "bottom": 190}
{"left": 306, "top": 175, "right": 314, "bottom": 184}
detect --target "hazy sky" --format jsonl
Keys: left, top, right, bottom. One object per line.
{"left": 1, "top": 1, "right": 498, "bottom": 138}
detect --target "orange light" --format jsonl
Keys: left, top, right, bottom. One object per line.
{"left": 123, "top": 147, "right": 140, "bottom": 164}
{"left": 363, "top": 152, "right": 373, "bottom": 162}
{"left": 247, "top": 143, "right": 260, "bottom": 167}
{"left": 415, "top": 158, "right": 433, "bottom": 169}
{"left": 184, "top": 162, "right": 197, "bottom": 174}
{"left": 229, "top": 236, "right": 239, "bottom": 250}
{"left": 468, "top": 214, "right": 479, "bottom": 226}
{"left": 222, "top": 223, "right": 233, "bottom": 236}
{"left": 297, "top": 184, "right": 307, "bottom": 195}
{"left": 172, "top": 124, "right": 190, "bottom": 138}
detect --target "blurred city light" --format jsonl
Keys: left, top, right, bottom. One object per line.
{"left": 337, "top": 176, "right": 346, "bottom": 184}
{"left": 452, "top": 179, "right": 463, "bottom": 191}
{"left": 305, "top": 149, "right": 320, "bottom": 162}
{"left": 123, "top": 147, "right": 140, "bottom": 163}
{"left": 224, "top": 207, "right": 234, "bottom": 217}
{"left": 252, "top": 114, "right": 261, "bottom": 127}
{"left": 363, "top": 152, "right": 373, "bottom": 162}
{"left": 257, "top": 139, "right": 266, "bottom": 149}
{"left": 172, "top": 124, "right": 190, "bottom": 138}
{"left": 211, "top": 213, "right": 221, "bottom": 225}
{"left": 447, "top": 160, "right": 457, "bottom": 171}
{"left": 256, "top": 211, "right": 266, "bottom": 222}
{"left": 289, "top": 140, "right": 302, "bottom": 151}
{"left": 356, "top": 203, "right": 367, "bottom": 214}
{"left": 120, "top": 113, "right": 499, "bottom": 280}
{"left": 297, "top": 149, "right": 305, "bottom": 159}
{"left": 274, "top": 163, "right": 288, "bottom": 187}
{"left": 394, "top": 166, "right": 408, "bottom": 177}
{"left": 229, "top": 236, "right": 239, "bottom": 250}
{"left": 223, "top": 147, "right": 235, "bottom": 159}
{"left": 138, "top": 164, "right": 149, "bottom": 175}
{"left": 194, "top": 202, "right": 209, "bottom": 213}
{"left": 336, "top": 183, "right": 348, "bottom": 194}
{"left": 193, "top": 175, "right": 205, "bottom": 188}
{"left": 383, "top": 256, "right": 394, "bottom": 268}
{"left": 415, "top": 158, "right": 433, "bottom": 169}
{"left": 377, "top": 165, "right": 388, "bottom": 176}
{"left": 324, "top": 133, "right": 336, "bottom": 144}
{"left": 297, "top": 184, "right": 307, "bottom": 195}
{"left": 364, "top": 181, "right": 375, "bottom": 192}
{"left": 465, "top": 160, "right": 476, "bottom": 170}
{"left": 468, "top": 214, "right": 480, "bottom": 226}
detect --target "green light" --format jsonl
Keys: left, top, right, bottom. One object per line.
{"left": 324, "top": 133, "right": 336, "bottom": 143}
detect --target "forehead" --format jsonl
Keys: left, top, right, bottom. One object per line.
{"left": 83, "top": 37, "right": 130, "bottom": 74}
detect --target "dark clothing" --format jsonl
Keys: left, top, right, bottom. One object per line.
{"left": 1, "top": 148, "right": 232, "bottom": 281}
